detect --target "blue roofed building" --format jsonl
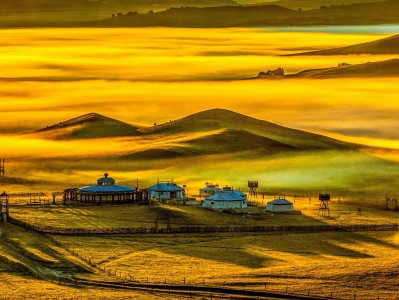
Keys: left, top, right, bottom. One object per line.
{"left": 64, "top": 173, "right": 136, "bottom": 204}
{"left": 203, "top": 186, "right": 247, "bottom": 210}
{"left": 148, "top": 181, "right": 186, "bottom": 199}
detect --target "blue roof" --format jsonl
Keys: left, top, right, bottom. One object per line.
{"left": 148, "top": 183, "right": 183, "bottom": 192}
{"left": 97, "top": 173, "right": 115, "bottom": 184}
{"left": 206, "top": 191, "right": 246, "bottom": 201}
{"left": 268, "top": 199, "right": 293, "bottom": 205}
{"left": 79, "top": 184, "right": 135, "bottom": 193}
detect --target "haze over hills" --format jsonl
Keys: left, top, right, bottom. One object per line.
{"left": 235, "top": 0, "right": 384, "bottom": 10}
{"left": 292, "top": 34, "right": 399, "bottom": 56}
{"left": 288, "top": 59, "right": 399, "bottom": 78}
{"left": 88, "top": 0, "right": 399, "bottom": 27}
{"left": 0, "top": 0, "right": 397, "bottom": 27}
{"left": 34, "top": 112, "right": 142, "bottom": 139}
{"left": 31, "top": 109, "right": 359, "bottom": 159}
{"left": 255, "top": 59, "right": 399, "bottom": 79}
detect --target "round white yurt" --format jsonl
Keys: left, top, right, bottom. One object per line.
{"left": 266, "top": 198, "right": 294, "bottom": 212}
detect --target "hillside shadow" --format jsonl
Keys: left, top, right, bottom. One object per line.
{"left": 140, "top": 229, "right": 399, "bottom": 269}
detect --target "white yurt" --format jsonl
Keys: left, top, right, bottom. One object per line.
{"left": 266, "top": 198, "right": 294, "bottom": 212}
{"left": 148, "top": 182, "right": 185, "bottom": 199}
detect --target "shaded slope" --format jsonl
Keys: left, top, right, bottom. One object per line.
{"left": 238, "top": 0, "right": 386, "bottom": 10}
{"left": 292, "top": 34, "right": 399, "bottom": 56}
{"left": 36, "top": 112, "right": 142, "bottom": 139}
{"left": 120, "top": 129, "right": 297, "bottom": 160}
{"left": 88, "top": 0, "right": 399, "bottom": 27}
{"left": 287, "top": 59, "right": 399, "bottom": 78}
{"left": 91, "top": 5, "right": 301, "bottom": 27}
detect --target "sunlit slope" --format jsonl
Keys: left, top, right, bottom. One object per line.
{"left": 29, "top": 109, "right": 359, "bottom": 160}
{"left": 145, "top": 109, "right": 356, "bottom": 150}
{"left": 34, "top": 112, "right": 142, "bottom": 139}
{"left": 287, "top": 59, "right": 399, "bottom": 78}
{"left": 294, "top": 34, "right": 399, "bottom": 56}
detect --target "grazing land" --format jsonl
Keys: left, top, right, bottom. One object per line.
{"left": 0, "top": 25, "right": 399, "bottom": 299}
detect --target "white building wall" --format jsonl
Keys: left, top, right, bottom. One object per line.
{"left": 203, "top": 200, "right": 247, "bottom": 209}
{"left": 150, "top": 190, "right": 185, "bottom": 199}
{"left": 266, "top": 204, "right": 294, "bottom": 212}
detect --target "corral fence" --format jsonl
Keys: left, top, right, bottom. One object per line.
{"left": 8, "top": 216, "right": 399, "bottom": 236}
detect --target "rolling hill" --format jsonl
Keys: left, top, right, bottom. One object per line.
{"left": 292, "top": 34, "right": 399, "bottom": 56}
{"left": 0, "top": 0, "right": 237, "bottom": 12}
{"left": 255, "top": 59, "right": 399, "bottom": 79}
{"left": 34, "top": 112, "right": 142, "bottom": 139}
{"left": 289, "top": 59, "right": 399, "bottom": 78}
{"left": 235, "top": 0, "right": 385, "bottom": 10}
{"left": 32, "top": 109, "right": 359, "bottom": 160}
{"left": 87, "top": 0, "right": 399, "bottom": 27}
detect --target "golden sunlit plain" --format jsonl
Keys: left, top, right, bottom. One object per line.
{"left": 1, "top": 23, "right": 399, "bottom": 300}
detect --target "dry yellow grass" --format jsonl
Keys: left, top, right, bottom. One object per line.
{"left": 9, "top": 203, "right": 322, "bottom": 229}
{"left": 53, "top": 230, "right": 399, "bottom": 299}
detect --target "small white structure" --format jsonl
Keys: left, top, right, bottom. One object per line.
{"left": 199, "top": 182, "right": 222, "bottom": 197}
{"left": 203, "top": 187, "right": 247, "bottom": 210}
{"left": 266, "top": 198, "right": 294, "bottom": 212}
{"left": 148, "top": 181, "right": 185, "bottom": 199}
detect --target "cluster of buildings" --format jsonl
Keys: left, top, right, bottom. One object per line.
{"left": 63, "top": 174, "right": 295, "bottom": 213}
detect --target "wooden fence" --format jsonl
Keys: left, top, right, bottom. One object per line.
{"left": 8, "top": 216, "right": 399, "bottom": 236}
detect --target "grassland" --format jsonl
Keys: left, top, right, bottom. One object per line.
{"left": 10, "top": 197, "right": 399, "bottom": 230}
{"left": 52, "top": 230, "right": 399, "bottom": 299}
{"left": 10, "top": 203, "right": 322, "bottom": 229}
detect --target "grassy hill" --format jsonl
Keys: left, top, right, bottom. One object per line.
{"left": 256, "top": 59, "right": 399, "bottom": 79}
{"left": 0, "top": 0, "right": 397, "bottom": 27}
{"left": 235, "top": 0, "right": 385, "bottom": 10}
{"left": 293, "top": 34, "right": 399, "bottom": 56}
{"left": 34, "top": 112, "right": 142, "bottom": 139}
{"left": 0, "top": 0, "right": 237, "bottom": 26}
{"left": 143, "top": 108, "right": 355, "bottom": 150}
{"left": 88, "top": 0, "right": 399, "bottom": 27}
{"left": 30, "top": 109, "right": 359, "bottom": 160}
{"left": 289, "top": 59, "right": 399, "bottom": 78}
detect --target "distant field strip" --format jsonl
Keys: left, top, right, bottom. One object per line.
{"left": 8, "top": 216, "right": 398, "bottom": 235}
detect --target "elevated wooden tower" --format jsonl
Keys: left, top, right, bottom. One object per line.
{"left": 248, "top": 181, "right": 258, "bottom": 199}
{"left": 318, "top": 193, "right": 330, "bottom": 217}
{"left": 0, "top": 158, "right": 4, "bottom": 177}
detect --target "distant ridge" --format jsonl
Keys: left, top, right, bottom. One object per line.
{"left": 254, "top": 59, "right": 399, "bottom": 79}
{"left": 290, "top": 34, "right": 399, "bottom": 56}
{"left": 288, "top": 59, "right": 399, "bottom": 78}
{"left": 85, "top": 0, "right": 399, "bottom": 28}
